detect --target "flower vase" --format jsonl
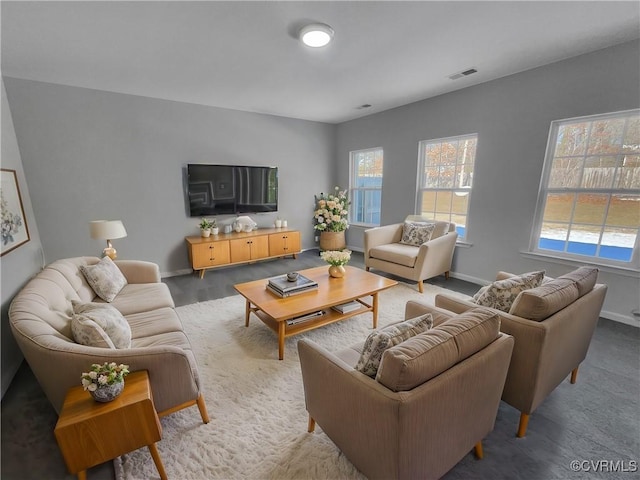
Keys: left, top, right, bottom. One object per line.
{"left": 328, "top": 265, "right": 346, "bottom": 278}
{"left": 320, "top": 231, "right": 346, "bottom": 251}
{"left": 90, "top": 381, "right": 124, "bottom": 403}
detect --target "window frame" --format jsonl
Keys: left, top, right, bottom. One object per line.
{"left": 529, "top": 109, "right": 640, "bottom": 270}
{"left": 415, "top": 133, "right": 478, "bottom": 241}
{"left": 349, "top": 147, "right": 384, "bottom": 228}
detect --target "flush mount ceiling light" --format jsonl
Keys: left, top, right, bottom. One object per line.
{"left": 299, "top": 23, "right": 334, "bottom": 47}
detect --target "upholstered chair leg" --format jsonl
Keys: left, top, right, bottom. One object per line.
{"left": 308, "top": 416, "right": 316, "bottom": 433}
{"left": 417, "top": 281, "right": 424, "bottom": 293}
{"left": 365, "top": 266, "right": 370, "bottom": 272}
{"left": 570, "top": 366, "right": 579, "bottom": 384}
{"left": 517, "top": 413, "right": 530, "bottom": 438}
{"left": 197, "top": 394, "right": 210, "bottom": 424}
{"left": 474, "top": 441, "right": 484, "bottom": 459}
{"left": 445, "top": 271, "right": 450, "bottom": 280}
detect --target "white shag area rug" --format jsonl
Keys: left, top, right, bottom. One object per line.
{"left": 114, "top": 283, "right": 468, "bottom": 480}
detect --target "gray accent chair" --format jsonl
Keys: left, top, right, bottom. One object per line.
{"left": 298, "top": 303, "right": 514, "bottom": 480}
{"left": 364, "top": 216, "right": 458, "bottom": 293}
{"left": 9, "top": 256, "right": 209, "bottom": 423}
{"left": 435, "top": 266, "right": 607, "bottom": 437}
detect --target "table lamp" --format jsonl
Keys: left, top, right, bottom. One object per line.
{"left": 89, "top": 220, "right": 127, "bottom": 259}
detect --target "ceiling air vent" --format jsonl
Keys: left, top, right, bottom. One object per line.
{"left": 448, "top": 68, "right": 478, "bottom": 80}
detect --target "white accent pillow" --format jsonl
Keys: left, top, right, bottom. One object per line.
{"left": 80, "top": 256, "right": 127, "bottom": 302}
{"left": 70, "top": 301, "right": 131, "bottom": 349}
{"left": 400, "top": 221, "right": 436, "bottom": 246}
{"left": 472, "top": 271, "right": 545, "bottom": 313}
{"left": 355, "top": 314, "right": 433, "bottom": 377}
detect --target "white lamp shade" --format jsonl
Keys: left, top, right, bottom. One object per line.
{"left": 300, "top": 24, "right": 334, "bottom": 47}
{"left": 90, "top": 220, "right": 127, "bottom": 240}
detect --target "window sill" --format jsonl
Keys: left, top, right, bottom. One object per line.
{"left": 520, "top": 251, "right": 639, "bottom": 278}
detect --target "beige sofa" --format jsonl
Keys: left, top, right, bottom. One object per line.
{"left": 364, "top": 216, "right": 458, "bottom": 292}
{"left": 9, "top": 256, "right": 209, "bottom": 422}
{"left": 298, "top": 303, "right": 514, "bottom": 480}
{"left": 435, "top": 267, "right": 607, "bottom": 437}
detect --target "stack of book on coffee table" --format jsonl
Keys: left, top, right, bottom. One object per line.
{"left": 266, "top": 273, "right": 319, "bottom": 298}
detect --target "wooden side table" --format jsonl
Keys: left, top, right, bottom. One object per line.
{"left": 54, "top": 370, "right": 167, "bottom": 480}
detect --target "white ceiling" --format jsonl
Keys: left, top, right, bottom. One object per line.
{"left": 2, "top": 1, "right": 639, "bottom": 124}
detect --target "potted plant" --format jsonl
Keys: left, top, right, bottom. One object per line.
{"left": 199, "top": 218, "right": 214, "bottom": 237}
{"left": 320, "top": 249, "right": 351, "bottom": 278}
{"left": 210, "top": 218, "right": 219, "bottom": 235}
{"left": 313, "top": 186, "right": 350, "bottom": 250}
{"left": 81, "top": 362, "right": 130, "bottom": 402}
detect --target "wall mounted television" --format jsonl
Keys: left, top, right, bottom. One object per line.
{"left": 187, "top": 164, "right": 278, "bottom": 216}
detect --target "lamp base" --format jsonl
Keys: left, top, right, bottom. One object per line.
{"left": 102, "top": 246, "right": 117, "bottom": 260}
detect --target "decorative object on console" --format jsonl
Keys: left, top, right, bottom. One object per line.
{"left": 89, "top": 220, "right": 127, "bottom": 259}
{"left": 235, "top": 215, "right": 257, "bottom": 232}
{"left": 81, "top": 362, "right": 129, "bottom": 402}
{"left": 1, "top": 169, "right": 31, "bottom": 257}
{"left": 320, "top": 249, "right": 351, "bottom": 278}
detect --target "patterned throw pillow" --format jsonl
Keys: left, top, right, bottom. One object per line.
{"left": 400, "top": 222, "right": 436, "bottom": 246}
{"left": 80, "top": 256, "right": 127, "bottom": 302}
{"left": 70, "top": 301, "right": 131, "bottom": 349}
{"left": 471, "top": 271, "right": 545, "bottom": 313}
{"left": 355, "top": 313, "right": 433, "bottom": 377}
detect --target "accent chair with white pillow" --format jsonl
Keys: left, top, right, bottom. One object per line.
{"left": 9, "top": 256, "right": 210, "bottom": 424}
{"left": 364, "top": 215, "right": 458, "bottom": 292}
{"left": 434, "top": 266, "right": 607, "bottom": 437}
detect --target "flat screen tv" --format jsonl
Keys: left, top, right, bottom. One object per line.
{"left": 187, "top": 164, "right": 278, "bottom": 216}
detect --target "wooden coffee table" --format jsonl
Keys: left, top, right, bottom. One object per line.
{"left": 234, "top": 266, "right": 397, "bottom": 359}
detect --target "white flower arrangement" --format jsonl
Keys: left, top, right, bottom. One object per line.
{"left": 313, "top": 186, "right": 350, "bottom": 232}
{"left": 81, "top": 362, "right": 130, "bottom": 392}
{"left": 320, "top": 249, "right": 351, "bottom": 266}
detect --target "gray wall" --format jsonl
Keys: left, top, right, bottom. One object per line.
{"left": 336, "top": 40, "right": 640, "bottom": 326}
{"left": 4, "top": 78, "right": 336, "bottom": 274}
{"left": 1, "top": 79, "right": 44, "bottom": 396}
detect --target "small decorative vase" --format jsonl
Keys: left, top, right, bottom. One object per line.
{"left": 328, "top": 265, "right": 346, "bottom": 278}
{"left": 211, "top": 227, "right": 219, "bottom": 235}
{"left": 90, "top": 381, "right": 124, "bottom": 403}
{"left": 201, "top": 228, "right": 211, "bottom": 238}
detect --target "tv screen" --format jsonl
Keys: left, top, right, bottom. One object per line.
{"left": 187, "top": 164, "right": 278, "bottom": 216}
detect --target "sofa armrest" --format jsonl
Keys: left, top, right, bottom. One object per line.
{"left": 404, "top": 300, "right": 456, "bottom": 327}
{"left": 115, "top": 260, "right": 161, "bottom": 283}
{"left": 364, "top": 224, "right": 403, "bottom": 255}
{"left": 434, "top": 292, "right": 476, "bottom": 314}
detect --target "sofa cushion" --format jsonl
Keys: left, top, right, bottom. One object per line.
{"left": 70, "top": 301, "right": 132, "bottom": 349}
{"left": 98, "top": 283, "right": 175, "bottom": 316}
{"left": 376, "top": 308, "right": 501, "bottom": 392}
{"left": 471, "top": 270, "right": 545, "bottom": 312}
{"left": 400, "top": 221, "right": 436, "bottom": 246}
{"left": 79, "top": 256, "right": 128, "bottom": 302}
{"left": 557, "top": 266, "right": 598, "bottom": 298}
{"left": 355, "top": 314, "right": 433, "bottom": 377}
{"left": 509, "top": 277, "right": 580, "bottom": 321}
{"left": 368, "top": 243, "right": 419, "bottom": 268}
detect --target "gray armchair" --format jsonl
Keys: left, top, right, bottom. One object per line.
{"left": 364, "top": 216, "right": 457, "bottom": 292}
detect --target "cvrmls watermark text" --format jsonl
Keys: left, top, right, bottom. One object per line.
{"left": 570, "top": 460, "right": 638, "bottom": 473}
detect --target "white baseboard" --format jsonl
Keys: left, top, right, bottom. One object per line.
{"left": 600, "top": 311, "right": 639, "bottom": 327}
{"left": 161, "top": 268, "right": 193, "bottom": 278}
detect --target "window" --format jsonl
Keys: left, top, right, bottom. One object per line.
{"left": 350, "top": 147, "right": 383, "bottom": 226}
{"left": 531, "top": 109, "right": 640, "bottom": 267}
{"left": 416, "top": 134, "right": 477, "bottom": 240}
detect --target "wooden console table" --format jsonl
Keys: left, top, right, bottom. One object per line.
{"left": 54, "top": 370, "right": 167, "bottom": 480}
{"left": 186, "top": 227, "right": 301, "bottom": 278}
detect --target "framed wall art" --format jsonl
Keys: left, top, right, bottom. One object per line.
{"left": 1, "top": 168, "right": 31, "bottom": 256}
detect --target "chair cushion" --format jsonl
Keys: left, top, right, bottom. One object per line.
{"left": 70, "top": 301, "right": 131, "bottom": 349}
{"left": 376, "top": 308, "right": 501, "bottom": 392}
{"left": 368, "top": 243, "right": 419, "bottom": 268}
{"left": 355, "top": 314, "right": 433, "bottom": 377}
{"left": 79, "top": 256, "right": 128, "bottom": 302}
{"left": 557, "top": 266, "right": 598, "bottom": 298}
{"left": 471, "top": 270, "right": 545, "bottom": 312}
{"left": 400, "top": 221, "right": 436, "bottom": 246}
{"left": 509, "top": 277, "right": 580, "bottom": 321}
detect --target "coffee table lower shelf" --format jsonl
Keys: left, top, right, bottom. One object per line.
{"left": 249, "top": 299, "right": 374, "bottom": 360}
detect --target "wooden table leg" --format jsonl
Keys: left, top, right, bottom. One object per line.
{"left": 148, "top": 442, "right": 168, "bottom": 480}
{"left": 77, "top": 471, "right": 87, "bottom": 480}
{"left": 372, "top": 292, "right": 379, "bottom": 329}
{"left": 278, "top": 321, "right": 285, "bottom": 360}
{"left": 245, "top": 300, "right": 251, "bottom": 327}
